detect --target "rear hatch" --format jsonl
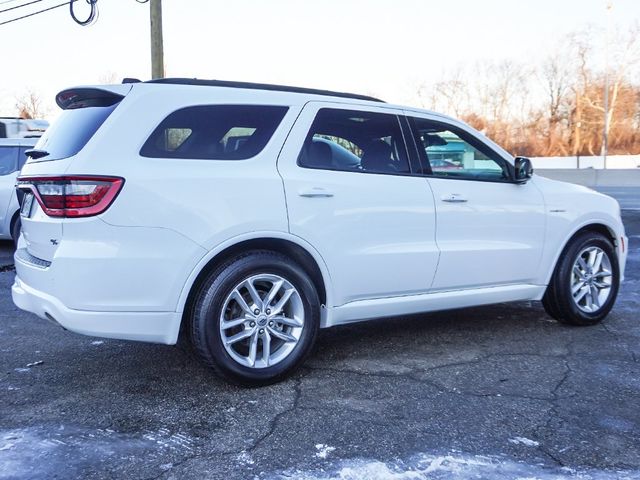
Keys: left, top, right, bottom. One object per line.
{"left": 17, "top": 85, "right": 130, "bottom": 262}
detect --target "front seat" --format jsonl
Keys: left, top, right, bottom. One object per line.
{"left": 360, "top": 140, "right": 395, "bottom": 173}
{"left": 303, "top": 140, "right": 333, "bottom": 168}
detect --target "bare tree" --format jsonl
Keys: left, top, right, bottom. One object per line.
{"left": 421, "top": 66, "right": 471, "bottom": 116}
{"left": 539, "top": 49, "right": 573, "bottom": 155}
{"left": 603, "top": 23, "right": 640, "bottom": 143}
{"left": 15, "top": 89, "right": 46, "bottom": 119}
{"left": 415, "top": 25, "right": 640, "bottom": 157}
{"left": 98, "top": 71, "right": 119, "bottom": 84}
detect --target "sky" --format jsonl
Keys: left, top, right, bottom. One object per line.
{"left": 1, "top": 0, "right": 639, "bottom": 119}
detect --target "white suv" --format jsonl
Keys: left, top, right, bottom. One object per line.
{"left": 13, "top": 79, "right": 628, "bottom": 385}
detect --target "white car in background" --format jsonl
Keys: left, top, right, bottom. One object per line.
{"left": 0, "top": 138, "right": 35, "bottom": 243}
{"left": 12, "top": 79, "right": 628, "bottom": 385}
{"left": 0, "top": 118, "right": 48, "bottom": 139}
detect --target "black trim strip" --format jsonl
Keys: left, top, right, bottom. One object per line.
{"left": 145, "top": 78, "right": 384, "bottom": 103}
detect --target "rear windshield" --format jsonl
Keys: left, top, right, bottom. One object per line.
{"left": 140, "top": 105, "right": 289, "bottom": 160}
{"left": 29, "top": 103, "right": 118, "bottom": 162}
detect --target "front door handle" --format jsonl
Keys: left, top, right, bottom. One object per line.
{"left": 299, "top": 187, "right": 334, "bottom": 198}
{"left": 441, "top": 193, "right": 468, "bottom": 203}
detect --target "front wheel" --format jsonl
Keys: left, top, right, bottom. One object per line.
{"left": 189, "top": 250, "right": 320, "bottom": 386}
{"left": 542, "top": 231, "right": 620, "bottom": 326}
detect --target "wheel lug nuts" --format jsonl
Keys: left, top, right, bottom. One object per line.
{"left": 254, "top": 309, "right": 260, "bottom": 315}
{"left": 266, "top": 309, "right": 271, "bottom": 315}
{"left": 259, "top": 329, "right": 264, "bottom": 335}
{"left": 268, "top": 321, "right": 274, "bottom": 327}
{"left": 249, "top": 321, "right": 256, "bottom": 327}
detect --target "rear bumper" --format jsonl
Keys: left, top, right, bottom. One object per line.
{"left": 12, "top": 276, "right": 181, "bottom": 344}
{"left": 11, "top": 217, "right": 207, "bottom": 344}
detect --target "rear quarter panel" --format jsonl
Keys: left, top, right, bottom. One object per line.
{"left": 68, "top": 85, "right": 304, "bottom": 250}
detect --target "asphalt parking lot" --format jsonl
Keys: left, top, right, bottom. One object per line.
{"left": 1, "top": 190, "right": 639, "bottom": 480}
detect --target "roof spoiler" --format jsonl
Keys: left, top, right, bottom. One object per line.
{"left": 56, "top": 88, "right": 125, "bottom": 110}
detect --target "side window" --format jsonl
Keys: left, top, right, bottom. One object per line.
{"left": 409, "top": 117, "right": 511, "bottom": 182}
{"left": 140, "top": 105, "right": 289, "bottom": 160}
{"left": 299, "top": 108, "right": 410, "bottom": 175}
{"left": 0, "top": 147, "right": 17, "bottom": 175}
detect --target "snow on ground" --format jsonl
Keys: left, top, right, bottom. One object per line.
{"left": 0, "top": 425, "right": 195, "bottom": 479}
{"left": 508, "top": 437, "right": 540, "bottom": 447}
{"left": 273, "top": 452, "right": 640, "bottom": 480}
{"left": 315, "top": 444, "right": 336, "bottom": 459}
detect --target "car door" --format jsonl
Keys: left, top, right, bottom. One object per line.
{"left": 405, "top": 113, "right": 546, "bottom": 291}
{"left": 277, "top": 103, "right": 440, "bottom": 306}
{"left": 0, "top": 146, "right": 18, "bottom": 233}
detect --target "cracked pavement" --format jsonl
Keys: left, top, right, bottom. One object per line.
{"left": 1, "top": 207, "right": 639, "bottom": 479}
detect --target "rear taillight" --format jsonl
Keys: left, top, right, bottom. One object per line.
{"left": 17, "top": 176, "right": 124, "bottom": 218}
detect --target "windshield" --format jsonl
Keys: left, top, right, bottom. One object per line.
{"left": 29, "top": 103, "right": 118, "bottom": 162}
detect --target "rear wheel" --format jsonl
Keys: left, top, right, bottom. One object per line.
{"left": 10, "top": 215, "right": 21, "bottom": 246}
{"left": 189, "top": 250, "right": 320, "bottom": 386}
{"left": 542, "top": 231, "right": 619, "bottom": 326}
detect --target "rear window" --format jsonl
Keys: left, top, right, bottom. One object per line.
{"left": 140, "top": 105, "right": 289, "bottom": 160}
{"left": 30, "top": 103, "right": 118, "bottom": 162}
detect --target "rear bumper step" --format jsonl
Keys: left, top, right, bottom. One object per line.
{"left": 15, "top": 248, "right": 51, "bottom": 269}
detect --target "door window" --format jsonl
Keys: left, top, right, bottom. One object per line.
{"left": 409, "top": 117, "right": 511, "bottom": 182}
{"left": 298, "top": 108, "right": 410, "bottom": 175}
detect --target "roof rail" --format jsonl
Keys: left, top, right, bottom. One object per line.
{"left": 144, "top": 78, "right": 384, "bottom": 103}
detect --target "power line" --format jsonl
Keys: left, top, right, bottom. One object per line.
{"left": 0, "top": 0, "right": 25, "bottom": 6}
{"left": 0, "top": 0, "right": 72, "bottom": 27}
{"left": 69, "top": 0, "right": 96, "bottom": 25}
{"left": 0, "top": 0, "right": 44, "bottom": 15}
{"left": 0, "top": 0, "right": 145, "bottom": 28}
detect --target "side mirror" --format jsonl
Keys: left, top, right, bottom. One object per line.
{"left": 514, "top": 157, "right": 533, "bottom": 183}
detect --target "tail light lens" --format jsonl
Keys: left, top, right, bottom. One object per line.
{"left": 16, "top": 176, "right": 124, "bottom": 218}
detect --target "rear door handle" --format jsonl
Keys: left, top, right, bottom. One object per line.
{"left": 441, "top": 193, "right": 468, "bottom": 203}
{"left": 299, "top": 187, "right": 334, "bottom": 198}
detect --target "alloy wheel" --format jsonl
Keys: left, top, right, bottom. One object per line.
{"left": 219, "top": 274, "right": 304, "bottom": 368}
{"left": 570, "top": 246, "right": 613, "bottom": 313}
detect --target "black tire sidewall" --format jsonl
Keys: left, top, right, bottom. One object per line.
{"left": 555, "top": 233, "right": 620, "bottom": 324}
{"left": 193, "top": 252, "right": 320, "bottom": 385}
{"left": 11, "top": 216, "right": 21, "bottom": 246}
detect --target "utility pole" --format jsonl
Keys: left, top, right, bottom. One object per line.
{"left": 602, "top": 0, "right": 613, "bottom": 169}
{"left": 150, "top": 0, "right": 165, "bottom": 79}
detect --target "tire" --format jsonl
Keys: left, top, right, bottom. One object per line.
{"left": 542, "top": 231, "right": 619, "bottom": 326}
{"left": 10, "top": 215, "right": 21, "bottom": 247}
{"left": 189, "top": 250, "right": 320, "bottom": 386}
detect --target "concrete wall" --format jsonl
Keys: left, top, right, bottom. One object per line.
{"left": 531, "top": 155, "right": 640, "bottom": 169}
{"left": 536, "top": 169, "right": 640, "bottom": 187}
